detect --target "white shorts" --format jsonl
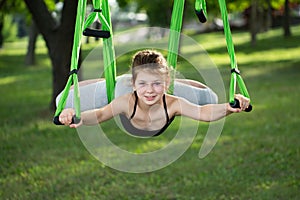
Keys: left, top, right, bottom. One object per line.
{"left": 56, "top": 74, "right": 218, "bottom": 111}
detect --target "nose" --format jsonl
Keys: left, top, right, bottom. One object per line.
{"left": 146, "top": 83, "right": 154, "bottom": 92}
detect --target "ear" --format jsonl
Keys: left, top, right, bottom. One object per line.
{"left": 165, "top": 77, "right": 171, "bottom": 90}
{"left": 131, "top": 79, "right": 136, "bottom": 90}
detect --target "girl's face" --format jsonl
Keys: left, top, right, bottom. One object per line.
{"left": 133, "top": 71, "right": 168, "bottom": 105}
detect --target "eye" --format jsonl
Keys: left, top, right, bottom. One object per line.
{"left": 138, "top": 82, "right": 145, "bottom": 86}
{"left": 153, "top": 82, "right": 162, "bottom": 86}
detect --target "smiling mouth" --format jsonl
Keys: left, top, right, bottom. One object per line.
{"left": 145, "top": 95, "right": 156, "bottom": 101}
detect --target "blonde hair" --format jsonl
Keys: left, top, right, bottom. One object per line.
{"left": 131, "top": 50, "right": 170, "bottom": 83}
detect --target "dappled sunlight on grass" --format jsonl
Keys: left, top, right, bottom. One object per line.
{"left": 0, "top": 75, "right": 19, "bottom": 86}
{"left": 237, "top": 47, "right": 300, "bottom": 66}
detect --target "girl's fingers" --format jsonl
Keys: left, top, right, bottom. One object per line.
{"left": 227, "top": 103, "right": 242, "bottom": 113}
{"left": 234, "top": 94, "right": 250, "bottom": 111}
{"left": 67, "top": 113, "right": 73, "bottom": 122}
{"left": 59, "top": 109, "right": 76, "bottom": 125}
{"left": 69, "top": 120, "right": 82, "bottom": 128}
{"left": 69, "top": 124, "right": 77, "bottom": 128}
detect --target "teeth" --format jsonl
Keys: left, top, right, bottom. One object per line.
{"left": 145, "top": 96, "right": 155, "bottom": 100}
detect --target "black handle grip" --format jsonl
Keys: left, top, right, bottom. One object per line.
{"left": 195, "top": 9, "right": 207, "bottom": 23}
{"left": 230, "top": 98, "right": 252, "bottom": 112}
{"left": 53, "top": 115, "right": 81, "bottom": 125}
{"left": 83, "top": 28, "right": 110, "bottom": 38}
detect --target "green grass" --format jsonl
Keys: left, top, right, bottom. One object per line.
{"left": 1, "top": 26, "right": 300, "bottom": 199}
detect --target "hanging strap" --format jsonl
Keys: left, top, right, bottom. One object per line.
{"left": 218, "top": 0, "right": 252, "bottom": 112}
{"left": 83, "top": 1, "right": 111, "bottom": 38}
{"left": 53, "top": 0, "right": 116, "bottom": 125}
{"left": 53, "top": 0, "right": 87, "bottom": 125}
{"left": 195, "top": 0, "right": 207, "bottom": 23}
{"left": 167, "top": 0, "right": 185, "bottom": 94}
{"left": 101, "top": 0, "right": 116, "bottom": 103}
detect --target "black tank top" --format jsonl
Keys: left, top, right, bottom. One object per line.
{"left": 120, "top": 91, "right": 175, "bottom": 137}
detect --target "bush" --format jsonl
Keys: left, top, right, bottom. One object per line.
{"left": 3, "top": 14, "right": 18, "bottom": 42}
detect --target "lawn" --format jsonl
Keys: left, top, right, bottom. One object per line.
{"left": 0, "top": 25, "right": 299, "bottom": 200}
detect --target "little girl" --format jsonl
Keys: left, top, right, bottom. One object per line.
{"left": 59, "top": 50, "right": 250, "bottom": 136}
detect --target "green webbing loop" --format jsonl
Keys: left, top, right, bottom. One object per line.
{"left": 218, "top": 0, "right": 250, "bottom": 103}
{"left": 54, "top": 0, "right": 87, "bottom": 119}
{"left": 84, "top": 0, "right": 115, "bottom": 102}
{"left": 83, "top": 1, "right": 111, "bottom": 32}
{"left": 167, "top": 0, "right": 185, "bottom": 94}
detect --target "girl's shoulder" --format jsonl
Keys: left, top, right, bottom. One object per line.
{"left": 165, "top": 94, "right": 199, "bottom": 115}
{"left": 164, "top": 94, "right": 183, "bottom": 108}
{"left": 164, "top": 94, "right": 184, "bottom": 116}
{"left": 165, "top": 93, "right": 178, "bottom": 101}
{"left": 114, "top": 92, "right": 134, "bottom": 101}
{"left": 111, "top": 92, "right": 135, "bottom": 113}
{"left": 165, "top": 93, "right": 184, "bottom": 103}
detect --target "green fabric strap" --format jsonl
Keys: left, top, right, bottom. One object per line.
{"left": 101, "top": 0, "right": 116, "bottom": 103}
{"left": 54, "top": 0, "right": 87, "bottom": 118}
{"left": 195, "top": 0, "right": 207, "bottom": 16}
{"left": 167, "top": 0, "right": 185, "bottom": 94}
{"left": 218, "top": 0, "right": 250, "bottom": 103}
{"left": 84, "top": 0, "right": 116, "bottom": 102}
{"left": 54, "top": 0, "right": 116, "bottom": 121}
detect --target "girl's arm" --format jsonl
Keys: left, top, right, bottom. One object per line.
{"left": 59, "top": 94, "right": 129, "bottom": 128}
{"left": 174, "top": 94, "right": 250, "bottom": 122}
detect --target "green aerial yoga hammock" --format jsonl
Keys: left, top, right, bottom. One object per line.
{"left": 167, "top": 0, "right": 185, "bottom": 94}
{"left": 53, "top": 0, "right": 251, "bottom": 125}
{"left": 53, "top": 0, "right": 116, "bottom": 125}
{"left": 195, "top": 0, "right": 252, "bottom": 111}
{"left": 53, "top": 0, "right": 188, "bottom": 125}
{"left": 217, "top": 0, "right": 252, "bottom": 111}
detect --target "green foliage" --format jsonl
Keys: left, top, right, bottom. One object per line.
{"left": 116, "top": 0, "right": 223, "bottom": 25}
{"left": 228, "top": 1, "right": 250, "bottom": 12}
{"left": 44, "top": 0, "right": 57, "bottom": 11}
{"left": 2, "top": 15, "right": 18, "bottom": 42}
{"left": 271, "top": 0, "right": 285, "bottom": 9}
{"left": 1, "top": 25, "right": 300, "bottom": 199}
{"left": 0, "top": 0, "right": 27, "bottom": 14}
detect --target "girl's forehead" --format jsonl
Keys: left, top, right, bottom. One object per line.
{"left": 135, "top": 71, "right": 164, "bottom": 81}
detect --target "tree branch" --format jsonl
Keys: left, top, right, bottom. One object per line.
{"left": 23, "top": 0, "right": 57, "bottom": 37}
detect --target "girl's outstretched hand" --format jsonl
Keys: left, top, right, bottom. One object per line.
{"left": 227, "top": 94, "right": 250, "bottom": 113}
{"left": 59, "top": 108, "right": 82, "bottom": 128}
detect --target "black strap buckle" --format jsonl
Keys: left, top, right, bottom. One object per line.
{"left": 231, "top": 68, "right": 240, "bottom": 75}
{"left": 69, "top": 69, "right": 78, "bottom": 75}
{"left": 93, "top": 9, "right": 102, "bottom": 12}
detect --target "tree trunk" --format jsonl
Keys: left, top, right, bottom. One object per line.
{"left": 250, "top": 0, "right": 258, "bottom": 46}
{"left": 24, "top": 0, "right": 78, "bottom": 110}
{"left": 266, "top": 0, "right": 272, "bottom": 31}
{"left": 0, "top": 13, "right": 3, "bottom": 49}
{"left": 283, "top": 0, "right": 292, "bottom": 37}
{"left": 25, "top": 20, "right": 39, "bottom": 65}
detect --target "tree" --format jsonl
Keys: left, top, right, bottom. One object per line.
{"left": 24, "top": 0, "right": 78, "bottom": 110}
{"left": 25, "top": 21, "right": 39, "bottom": 65}
{"left": 0, "top": 0, "right": 26, "bottom": 47}
{"left": 283, "top": 0, "right": 292, "bottom": 37}
{"left": 1, "top": 0, "right": 42, "bottom": 63}
{"left": 228, "top": 0, "right": 296, "bottom": 45}
{"left": 117, "top": 0, "right": 221, "bottom": 28}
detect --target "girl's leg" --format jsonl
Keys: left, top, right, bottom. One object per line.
{"left": 56, "top": 74, "right": 218, "bottom": 111}
{"left": 56, "top": 79, "right": 108, "bottom": 111}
